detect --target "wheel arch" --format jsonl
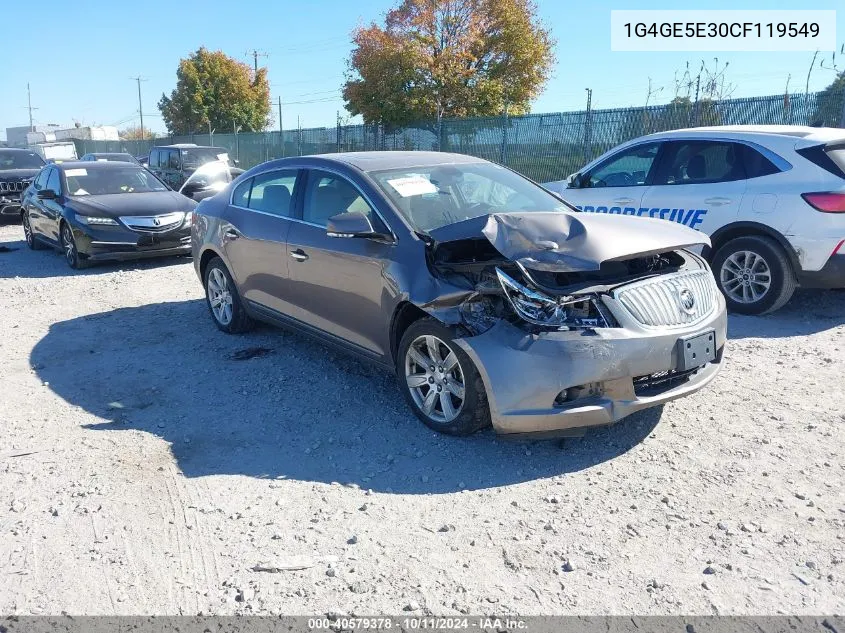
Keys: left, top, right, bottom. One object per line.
{"left": 198, "top": 246, "right": 224, "bottom": 282}
{"left": 389, "top": 301, "right": 433, "bottom": 365}
{"left": 706, "top": 221, "right": 800, "bottom": 275}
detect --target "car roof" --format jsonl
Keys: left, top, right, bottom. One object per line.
{"left": 0, "top": 147, "right": 39, "bottom": 153}
{"left": 643, "top": 125, "right": 845, "bottom": 143}
{"left": 55, "top": 160, "right": 142, "bottom": 170}
{"left": 155, "top": 144, "right": 226, "bottom": 150}
{"left": 303, "top": 151, "right": 488, "bottom": 172}
{"left": 90, "top": 152, "right": 132, "bottom": 156}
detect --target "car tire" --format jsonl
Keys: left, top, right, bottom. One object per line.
{"left": 59, "top": 222, "right": 88, "bottom": 269}
{"left": 22, "top": 211, "right": 44, "bottom": 250}
{"left": 397, "top": 317, "right": 490, "bottom": 436}
{"left": 203, "top": 257, "right": 254, "bottom": 334}
{"left": 711, "top": 235, "right": 796, "bottom": 315}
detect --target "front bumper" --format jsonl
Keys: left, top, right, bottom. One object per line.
{"left": 71, "top": 221, "right": 191, "bottom": 262}
{"left": 454, "top": 294, "right": 727, "bottom": 437}
{"left": 0, "top": 196, "right": 22, "bottom": 217}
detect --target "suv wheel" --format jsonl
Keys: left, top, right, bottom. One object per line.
{"left": 203, "top": 257, "right": 254, "bottom": 333}
{"left": 397, "top": 318, "right": 490, "bottom": 436}
{"left": 711, "top": 235, "right": 796, "bottom": 315}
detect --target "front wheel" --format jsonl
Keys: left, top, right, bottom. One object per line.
{"left": 397, "top": 318, "right": 490, "bottom": 436}
{"left": 711, "top": 235, "right": 796, "bottom": 315}
{"left": 22, "top": 211, "right": 44, "bottom": 250}
{"left": 60, "top": 222, "right": 88, "bottom": 269}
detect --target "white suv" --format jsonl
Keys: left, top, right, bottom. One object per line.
{"left": 544, "top": 125, "right": 845, "bottom": 314}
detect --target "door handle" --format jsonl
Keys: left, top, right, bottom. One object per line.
{"left": 704, "top": 197, "right": 732, "bottom": 206}
{"left": 224, "top": 228, "right": 240, "bottom": 240}
{"left": 290, "top": 249, "right": 308, "bottom": 262}
{"left": 612, "top": 197, "right": 635, "bottom": 205}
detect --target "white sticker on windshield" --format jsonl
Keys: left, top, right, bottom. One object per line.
{"left": 386, "top": 175, "right": 437, "bottom": 197}
{"left": 217, "top": 153, "right": 229, "bottom": 161}
{"left": 65, "top": 169, "right": 88, "bottom": 177}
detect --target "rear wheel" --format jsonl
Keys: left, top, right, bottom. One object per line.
{"left": 397, "top": 318, "right": 490, "bottom": 436}
{"left": 203, "top": 257, "right": 254, "bottom": 333}
{"left": 712, "top": 235, "right": 796, "bottom": 315}
{"left": 60, "top": 222, "right": 88, "bottom": 269}
{"left": 22, "top": 211, "right": 44, "bottom": 250}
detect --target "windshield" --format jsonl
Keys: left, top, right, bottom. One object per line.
{"left": 64, "top": 166, "right": 169, "bottom": 196}
{"left": 0, "top": 150, "right": 46, "bottom": 170}
{"left": 181, "top": 148, "right": 230, "bottom": 170}
{"left": 370, "top": 162, "right": 567, "bottom": 231}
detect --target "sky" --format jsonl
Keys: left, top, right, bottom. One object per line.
{"left": 2, "top": 0, "right": 843, "bottom": 140}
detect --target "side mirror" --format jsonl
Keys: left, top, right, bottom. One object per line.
{"left": 180, "top": 182, "right": 205, "bottom": 198}
{"left": 37, "top": 189, "right": 57, "bottom": 200}
{"left": 326, "top": 212, "right": 389, "bottom": 240}
{"left": 567, "top": 172, "right": 584, "bottom": 189}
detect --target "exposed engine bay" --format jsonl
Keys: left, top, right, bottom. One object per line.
{"left": 431, "top": 239, "right": 697, "bottom": 334}
{"left": 419, "top": 211, "right": 711, "bottom": 335}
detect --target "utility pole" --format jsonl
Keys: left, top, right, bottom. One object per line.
{"left": 131, "top": 77, "right": 147, "bottom": 139}
{"left": 246, "top": 50, "right": 268, "bottom": 74}
{"left": 584, "top": 88, "right": 593, "bottom": 164}
{"left": 27, "top": 83, "right": 37, "bottom": 131}
{"left": 278, "top": 95, "right": 284, "bottom": 157}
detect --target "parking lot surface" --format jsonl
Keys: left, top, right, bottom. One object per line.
{"left": 1, "top": 222, "right": 843, "bottom": 615}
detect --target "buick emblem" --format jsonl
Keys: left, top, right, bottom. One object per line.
{"left": 153, "top": 218, "right": 161, "bottom": 226}
{"left": 678, "top": 288, "right": 696, "bottom": 314}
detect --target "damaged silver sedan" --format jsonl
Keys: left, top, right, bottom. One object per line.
{"left": 192, "top": 151, "right": 726, "bottom": 437}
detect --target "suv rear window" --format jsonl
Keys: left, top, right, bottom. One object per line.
{"left": 182, "top": 148, "right": 229, "bottom": 170}
{"left": 796, "top": 143, "right": 845, "bottom": 179}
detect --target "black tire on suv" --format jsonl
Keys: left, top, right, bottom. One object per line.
{"left": 711, "top": 235, "right": 796, "bottom": 315}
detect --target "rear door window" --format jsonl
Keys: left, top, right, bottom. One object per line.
{"left": 654, "top": 141, "right": 747, "bottom": 185}
{"left": 247, "top": 170, "right": 298, "bottom": 217}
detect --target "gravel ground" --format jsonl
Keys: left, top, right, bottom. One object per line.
{"left": 0, "top": 221, "right": 843, "bottom": 616}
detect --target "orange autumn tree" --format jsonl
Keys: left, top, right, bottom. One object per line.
{"left": 343, "top": 0, "right": 555, "bottom": 129}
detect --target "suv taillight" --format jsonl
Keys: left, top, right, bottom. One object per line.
{"left": 801, "top": 192, "right": 845, "bottom": 213}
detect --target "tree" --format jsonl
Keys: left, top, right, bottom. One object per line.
{"left": 811, "top": 71, "right": 845, "bottom": 126}
{"left": 343, "top": 0, "right": 555, "bottom": 128}
{"left": 120, "top": 126, "right": 152, "bottom": 140}
{"left": 158, "top": 47, "right": 271, "bottom": 135}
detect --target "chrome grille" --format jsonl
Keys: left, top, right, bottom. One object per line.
{"left": 612, "top": 270, "right": 718, "bottom": 328}
{"left": 119, "top": 212, "right": 186, "bottom": 233}
{"left": 0, "top": 180, "right": 29, "bottom": 193}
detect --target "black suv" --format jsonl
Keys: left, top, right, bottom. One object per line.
{"left": 146, "top": 144, "right": 239, "bottom": 190}
{"left": 0, "top": 148, "right": 46, "bottom": 220}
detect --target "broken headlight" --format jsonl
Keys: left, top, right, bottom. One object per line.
{"left": 496, "top": 268, "right": 607, "bottom": 329}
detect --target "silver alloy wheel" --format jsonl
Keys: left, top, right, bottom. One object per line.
{"left": 719, "top": 249, "right": 772, "bottom": 304}
{"left": 61, "top": 224, "right": 76, "bottom": 265}
{"left": 404, "top": 334, "right": 466, "bottom": 424}
{"left": 207, "top": 267, "right": 234, "bottom": 326}
{"left": 23, "top": 213, "right": 32, "bottom": 245}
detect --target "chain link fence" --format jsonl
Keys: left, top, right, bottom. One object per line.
{"left": 74, "top": 88, "right": 845, "bottom": 183}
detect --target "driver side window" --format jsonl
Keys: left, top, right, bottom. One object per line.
{"left": 585, "top": 143, "right": 661, "bottom": 188}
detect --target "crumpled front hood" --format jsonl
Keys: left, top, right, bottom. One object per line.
{"left": 429, "top": 211, "right": 710, "bottom": 273}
